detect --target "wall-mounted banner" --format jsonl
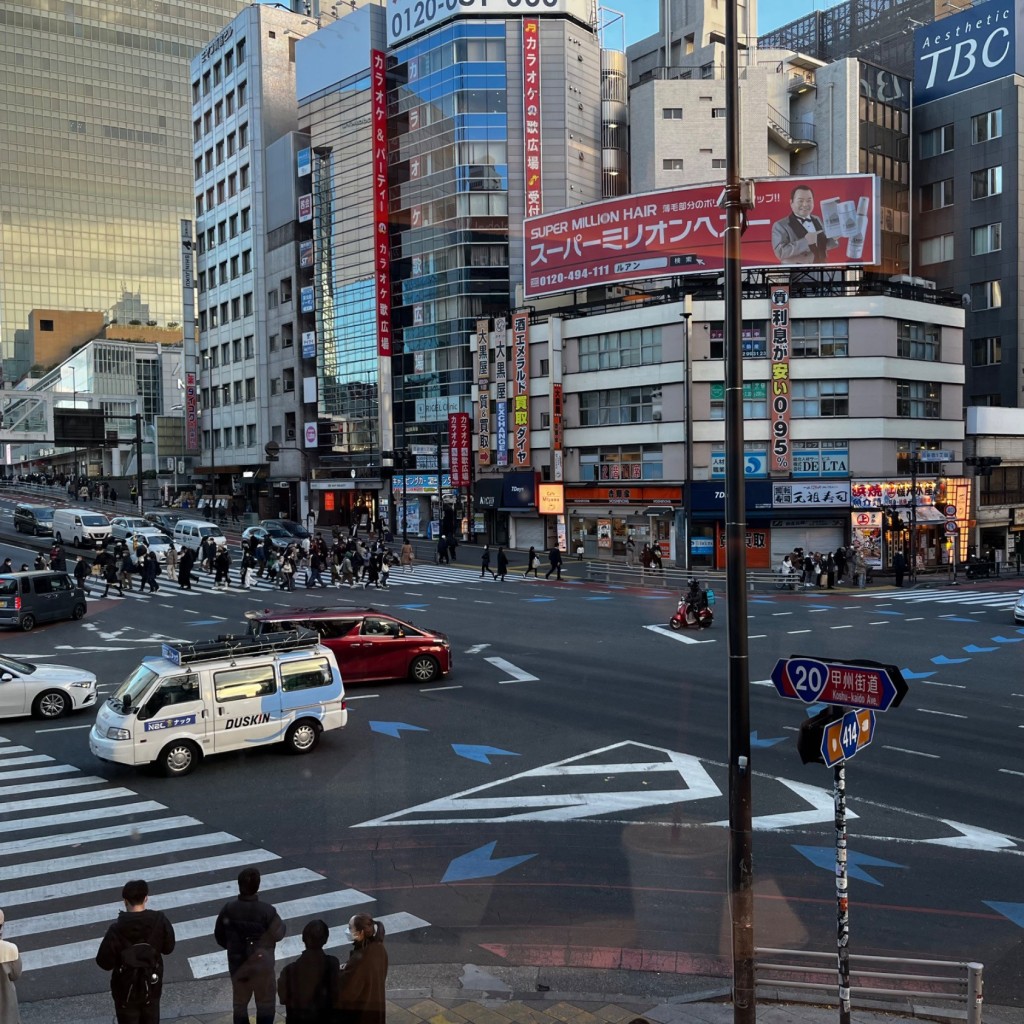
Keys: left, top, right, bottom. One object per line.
{"left": 851, "top": 478, "right": 940, "bottom": 509}
{"left": 512, "top": 310, "right": 531, "bottom": 467}
{"left": 302, "top": 331, "right": 316, "bottom": 359}
{"left": 523, "top": 18, "right": 543, "bottom": 218}
{"left": 772, "top": 482, "right": 851, "bottom": 508}
{"left": 298, "top": 194, "right": 312, "bottom": 223}
{"left": 299, "top": 240, "right": 314, "bottom": 268}
{"left": 185, "top": 371, "right": 199, "bottom": 452}
{"left": 297, "top": 147, "right": 311, "bottom": 177}
{"left": 304, "top": 422, "right": 318, "bottom": 449}
{"left": 300, "top": 286, "right": 315, "bottom": 314}
{"left": 415, "top": 395, "right": 462, "bottom": 421}
{"left": 523, "top": 174, "right": 880, "bottom": 298}
{"left": 476, "top": 318, "right": 491, "bottom": 468}
{"left": 551, "top": 382, "right": 563, "bottom": 450}
{"left": 494, "top": 316, "right": 508, "bottom": 467}
{"left": 448, "top": 412, "right": 471, "bottom": 489}
{"left": 538, "top": 482, "right": 564, "bottom": 514}
{"left": 769, "top": 285, "right": 791, "bottom": 474}
{"left": 371, "top": 49, "right": 392, "bottom": 356}
{"left": 711, "top": 450, "right": 767, "bottom": 479}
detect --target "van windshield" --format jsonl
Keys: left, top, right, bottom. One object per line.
{"left": 199, "top": 526, "right": 221, "bottom": 538}
{"left": 35, "top": 509, "right": 54, "bottom": 522}
{"left": 110, "top": 664, "right": 159, "bottom": 714}
{"left": 81, "top": 515, "right": 109, "bottom": 527}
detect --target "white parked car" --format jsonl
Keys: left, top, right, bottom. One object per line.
{"left": 126, "top": 528, "right": 173, "bottom": 562}
{"left": 0, "top": 653, "right": 98, "bottom": 720}
{"left": 1014, "top": 589, "right": 1024, "bottom": 625}
{"left": 110, "top": 516, "right": 151, "bottom": 541}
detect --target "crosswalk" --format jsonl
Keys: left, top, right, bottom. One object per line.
{"left": 858, "top": 587, "right": 1020, "bottom": 610}
{"left": 0, "top": 736, "right": 429, "bottom": 979}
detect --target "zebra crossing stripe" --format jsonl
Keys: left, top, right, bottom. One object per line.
{"left": 7, "top": 869, "right": 324, "bottom": 941}
{"left": 0, "top": 786, "right": 136, "bottom": 815}
{"left": 0, "top": 831, "right": 241, "bottom": 883}
{"left": 0, "top": 849, "right": 281, "bottom": 908}
{"left": 0, "top": 775, "right": 110, "bottom": 799}
{"left": 0, "top": 755, "right": 55, "bottom": 768}
{"left": 21, "top": 887, "right": 376, "bottom": 971}
{"left": 1, "top": 801, "right": 166, "bottom": 835}
{"left": 0, "top": 764, "right": 80, "bottom": 782}
{"left": 0, "top": 747, "right": 33, "bottom": 757}
{"left": 188, "top": 909, "right": 428, "bottom": 978}
{"left": 0, "top": 815, "right": 201, "bottom": 858}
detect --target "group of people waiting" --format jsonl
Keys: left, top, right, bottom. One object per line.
{"left": 779, "top": 545, "right": 869, "bottom": 589}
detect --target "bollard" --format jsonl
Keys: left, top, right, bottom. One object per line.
{"left": 966, "top": 962, "right": 984, "bottom": 1024}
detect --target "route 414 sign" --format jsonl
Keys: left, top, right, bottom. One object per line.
{"left": 770, "top": 657, "right": 909, "bottom": 712}
{"left": 821, "top": 708, "right": 875, "bottom": 767}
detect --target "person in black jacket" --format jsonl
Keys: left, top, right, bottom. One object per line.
{"left": 336, "top": 914, "right": 388, "bottom": 1024}
{"left": 278, "top": 919, "right": 340, "bottom": 1023}
{"left": 96, "top": 879, "right": 176, "bottom": 1024}
{"left": 214, "top": 867, "right": 286, "bottom": 1024}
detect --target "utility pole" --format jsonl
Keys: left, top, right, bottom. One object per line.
{"left": 682, "top": 293, "right": 694, "bottom": 571}
{"left": 134, "top": 413, "right": 144, "bottom": 513}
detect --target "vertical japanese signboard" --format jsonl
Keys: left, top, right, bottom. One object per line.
{"left": 551, "top": 382, "right": 563, "bottom": 481}
{"left": 769, "top": 285, "right": 792, "bottom": 474}
{"left": 523, "top": 19, "right": 543, "bottom": 218}
{"left": 476, "top": 318, "right": 491, "bottom": 468}
{"left": 185, "top": 372, "right": 199, "bottom": 452}
{"left": 371, "top": 50, "right": 392, "bottom": 357}
{"left": 494, "top": 316, "right": 508, "bottom": 467}
{"left": 512, "top": 310, "right": 531, "bottom": 467}
{"left": 448, "top": 412, "right": 471, "bottom": 488}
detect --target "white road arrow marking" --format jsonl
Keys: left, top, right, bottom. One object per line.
{"left": 710, "top": 779, "right": 858, "bottom": 831}
{"left": 644, "top": 624, "right": 715, "bottom": 645}
{"left": 465, "top": 643, "right": 491, "bottom": 654}
{"left": 925, "top": 820, "right": 1016, "bottom": 851}
{"left": 485, "top": 656, "right": 539, "bottom": 684}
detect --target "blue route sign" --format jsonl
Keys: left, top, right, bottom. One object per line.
{"left": 770, "top": 657, "right": 908, "bottom": 712}
{"left": 820, "top": 708, "right": 875, "bottom": 767}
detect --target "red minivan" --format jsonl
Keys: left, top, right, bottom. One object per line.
{"left": 244, "top": 607, "right": 452, "bottom": 684}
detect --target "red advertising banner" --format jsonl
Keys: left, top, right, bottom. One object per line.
{"left": 370, "top": 50, "right": 392, "bottom": 357}
{"left": 476, "top": 318, "right": 491, "bottom": 468}
{"left": 185, "top": 371, "right": 199, "bottom": 452}
{"left": 511, "top": 310, "right": 531, "bottom": 467}
{"left": 551, "top": 382, "right": 563, "bottom": 450}
{"left": 769, "top": 285, "right": 792, "bottom": 474}
{"left": 524, "top": 174, "right": 879, "bottom": 299}
{"left": 448, "top": 412, "right": 471, "bottom": 488}
{"left": 522, "top": 19, "right": 543, "bottom": 218}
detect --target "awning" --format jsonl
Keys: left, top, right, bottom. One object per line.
{"left": 642, "top": 506, "right": 676, "bottom": 517}
{"left": 914, "top": 505, "right": 949, "bottom": 523}
{"left": 475, "top": 478, "right": 504, "bottom": 511}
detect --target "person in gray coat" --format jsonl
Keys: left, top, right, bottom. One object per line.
{"left": 0, "top": 908, "right": 22, "bottom": 1024}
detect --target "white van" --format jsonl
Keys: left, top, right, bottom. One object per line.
{"left": 89, "top": 630, "right": 347, "bottom": 776}
{"left": 173, "top": 518, "right": 227, "bottom": 554}
{"left": 52, "top": 507, "right": 113, "bottom": 548}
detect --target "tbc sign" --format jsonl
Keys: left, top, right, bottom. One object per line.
{"left": 770, "top": 657, "right": 908, "bottom": 712}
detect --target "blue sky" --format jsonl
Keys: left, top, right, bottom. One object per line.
{"left": 623, "top": 0, "right": 833, "bottom": 46}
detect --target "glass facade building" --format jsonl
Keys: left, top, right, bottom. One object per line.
{"left": 0, "top": 0, "right": 252, "bottom": 383}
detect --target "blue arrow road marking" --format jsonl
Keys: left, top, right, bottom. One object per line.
{"left": 185, "top": 619, "right": 221, "bottom": 626}
{"left": 585, "top": 596, "right": 613, "bottom": 601}
{"left": 442, "top": 841, "right": 536, "bottom": 883}
{"left": 992, "top": 635, "right": 1024, "bottom": 644}
{"left": 522, "top": 597, "right": 556, "bottom": 603}
{"left": 931, "top": 654, "right": 971, "bottom": 665}
{"left": 941, "top": 617, "right": 978, "bottom": 623}
{"left": 794, "top": 846, "right": 907, "bottom": 886}
{"left": 396, "top": 604, "right": 428, "bottom": 610}
{"left": 806, "top": 605, "right": 835, "bottom": 611}
{"left": 901, "top": 668, "right": 936, "bottom": 680}
{"left": 963, "top": 644, "right": 997, "bottom": 653}
{"left": 985, "top": 901, "right": 1024, "bottom": 929}
{"left": 451, "top": 744, "right": 520, "bottom": 765}
{"left": 750, "top": 731, "right": 786, "bottom": 748}
{"left": 873, "top": 610, "right": 904, "bottom": 616}
{"left": 369, "top": 722, "right": 428, "bottom": 739}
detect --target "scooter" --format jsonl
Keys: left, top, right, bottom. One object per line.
{"left": 670, "top": 579, "right": 714, "bottom": 630}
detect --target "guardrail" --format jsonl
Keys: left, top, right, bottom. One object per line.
{"left": 755, "top": 947, "right": 983, "bottom": 1024}
{"left": 583, "top": 562, "right": 790, "bottom": 591}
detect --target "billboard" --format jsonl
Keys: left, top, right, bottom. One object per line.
{"left": 914, "top": 3, "right": 1018, "bottom": 104}
{"left": 387, "top": 0, "right": 592, "bottom": 47}
{"left": 53, "top": 410, "right": 105, "bottom": 447}
{"left": 522, "top": 19, "right": 543, "bottom": 218}
{"left": 371, "top": 50, "right": 393, "bottom": 357}
{"left": 523, "top": 174, "right": 880, "bottom": 299}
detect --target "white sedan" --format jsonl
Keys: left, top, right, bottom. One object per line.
{"left": 1015, "top": 590, "right": 1024, "bottom": 625}
{"left": 126, "top": 528, "right": 173, "bottom": 562}
{"left": 110, "top": 516, "right": 151, "bottom": 541}
{"left": 0, "top": 654, "right": 98, "bottom": 720}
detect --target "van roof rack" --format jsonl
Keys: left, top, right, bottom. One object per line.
{"left": 161, "top": 628, "right": 320, "bottom": 667}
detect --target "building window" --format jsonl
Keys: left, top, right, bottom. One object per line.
{"left": 896, "top": 380, "right": 940, "bottom": 418}
{"left": 217, "top": 222, "right": 227, "bottom": 246}
{"left": 198, "top": 271, "right": 207, "bottom": 293}
{"left": 232, "top": 338, "right": 242, "bottom": 362}
{"left": 238, "top": 122, "right": 248, "bottom": 149}
{"left": 578, "top": 445, "right": 664, "bottom": 481}
{"left": 231, "top": 297, "right": 241, "bottom": 321}
{"left": 711, "top": 157, "right": 726, "bottom": 169}
{"left": 971, "top": 222, "right": 1001, "bottom": 255}
{"left": 267, "top": 288, "right": 278, "bottom": 309}
{"left": 218, "top": 260, "right": 228, "bottom": 283}
{"left": 202, "top": 70, "right": 211, "bottom": 96}
{"left": 283, "top": 369, "right": 295, "bottom": 392}
{"left": 971, "top": 336, "right": 1001, "bottom": 366}
{"left": 214, "top": 101, "right": 223, "bottom": 126}
{"left": 233, "top": 381, "right": 242, "bottom": 404}
{"left": 282, "top": 325, "right": 294, "bottom": 348}
{"left": 897, "top": 322, "right": 940, "bottom": 361}
{"left": 229, "top": 214, "right": 239, "bottom": 238}
{"left": 243, "top": 292, "right": 253, "bottom": 316}
{"left": 228, "top": 172, "right": 237, "bottom": 197}
{"left": 204, "top": 110, "right": 212, "bottom": 134}
{"left": 791, "top": 319, "right": 849, "bottom": 358}
{"left": 269, "top": 334, "right": 279, "bottom": 351}
{"left": 245, "top": 377, "right": 256, "bottom": 400}
{"left": 216, "top": 181, "right": 225, "bottom": 205}
{"left": 209, "top": 307, "right": 219, "bottom": 329}
{"left": 204, "top": 150, "right": 213, "bottom": 174}
{"left": 239, "top": 164, "right": 249, "bottom": 190}
{"left": 244, "top": 335, "right": 254, "bottom": 358}
{"left": 226, "top": 91, "right": 235, "bottom": 116}
{"left": 971, "top": 108, "right": 1002, "bottom": 143}
{"left": 280, "top": 277, "right": 293, "bottom": 303}
{"left": 271, "top": 377, "right": 281, "bottom": 395}
{"left": 579, "top": 386, "right": 657, "bottom": 426}
{"left": 792, "top": 379, "right": 849, "bottom": 417}
{"left": 192, "top": 80, "right": 200, "bottom": 104}
{"left": 578, "top": 327, "right": 661, "bottom": 370}
{"left": 970, "top": 280, "right": 1002, "bottom": 309}
{"left": 227, "top": 132, "right": 236, "bottom": 157}
{"left": 224, "top": 51, "right": 234, "bottom": 75}
{"left": 920, "top": 233, "right": 953, "bottom": 264}
{"left": 972, "top": 166, "right": 1002, "bottom": 200}
{"left": 662, "top": 158, "right": 685, "bottom": 170}
{"left": 237, "top": 80, "right": 247, "bottom": 107}
{"left": 920, "top": 178, "right": 953, "bottom": 211}
{"left": 710, "top": 381, "right": 767, "bottom": 419}
{"left": 662, "top": 107, "right": 683, "bottom": 119}
{"left": 213, "top": 61, "right": 222, "bottom": 86}
{"left": 241, "top": 207, "right": 251, "bottom": 232}
{"left": 193, "top": 119, "right": 202, "bottom": 142}
{"left": 711, "top": 107, "right": 727, "bottom": 117}
{"left": 216, "top": 141, "right": 224, "bottom": 165}
{"left": 242, "top": 249, "right": 252, "bottom": 273}
{"left": 195, "top": 195, "right": 203, "bottom": 217}
{"left": 920, "top": 124, "right": 953, "bottom": 157}
{"left": 248, "top": 424, "right": 257, "bottom": 446}
{"left": 230, "top": 255, "right": 239, "bottom": 279}
{"left": 236, "top": 38, "right": 246, "bottom": 64}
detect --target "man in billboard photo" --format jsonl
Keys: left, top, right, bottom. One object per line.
{"left": 771, "top": 185, "right": 838, "bottom": 264}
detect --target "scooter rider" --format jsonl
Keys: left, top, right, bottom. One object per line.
{"left": 684, "top": 578, "right": 708, "bottom": 622}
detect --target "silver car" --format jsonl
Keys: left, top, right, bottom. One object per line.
{"left": 110, "top": 516, "right": 151, "bottom": 541}
{"left": 0, "top": 653, "right": 98, "bottom": 719}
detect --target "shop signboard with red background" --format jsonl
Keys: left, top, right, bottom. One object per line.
{"left": 511, "top": 311, "right": 531, "bottom": 467}
{"left": 448, "top": 412, "right": 471, "bottom": 488}
{"left": 523, "top": 174, "right": 879, "bottom": 299}
{"left": 476, "top": 318, "right": 491, "bottom": 468}
{"left": 185, "top": 371, "right": 199, "bottom": 452}
{"left": 370, "top": 50, "right": 392, "bottom": 357}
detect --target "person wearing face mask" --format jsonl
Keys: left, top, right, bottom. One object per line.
{"left": 335, "top": 914, "right": 388, "bottom": 1024}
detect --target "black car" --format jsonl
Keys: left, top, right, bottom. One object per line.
{"left": 260, "top": 519, "right": 311, "bottom": 548}
{"left": 144, "top": 510, "right": 189, "bottom": 538}
{"left": 13, "top": 504, "right": 55, "bottom": 536}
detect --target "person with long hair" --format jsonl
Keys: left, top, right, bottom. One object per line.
{"left": 335, "top": 914, "right": 387, "bottom": 1024}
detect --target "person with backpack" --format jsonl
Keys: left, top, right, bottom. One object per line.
{"left": 96, "top": 879, "right": 176, "bottom": 1024}
{"left": 277, "top": 919, "right": 340, "bottom": 1024}
{"left": 214, "top": 866, "right": 286, "bottom": 1024}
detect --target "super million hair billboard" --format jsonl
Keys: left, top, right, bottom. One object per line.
{"left": 914, "top": 0, "right": 1021, "bottom": 104}
{"left": 523, "top": 175, "right": 879, "bottom": 300}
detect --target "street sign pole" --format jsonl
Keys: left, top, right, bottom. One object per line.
{"left": 835, "top": 762, "right": 851, "bottom": 1024}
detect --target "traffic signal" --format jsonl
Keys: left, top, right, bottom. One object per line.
{"left": 965, "top": 455, "right": 1002, "bottom": 477}
{"left": 796, "top": 705, "right": 844, "bottom": 766}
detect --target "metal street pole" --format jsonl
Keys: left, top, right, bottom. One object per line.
{"left": 724, "top": 0, "right": 755, "bottom": 1017}
{"left": 909, "top": 456, "right": 918, "bottom": 586}
{"left": 835, "top": 762, "right": 852, "bottom": 1024}
{"left": 682, "top": 294, "right": 694, "bottom": 572}
{"left": 134, "top": 413, "right": 144, "bottom": 513}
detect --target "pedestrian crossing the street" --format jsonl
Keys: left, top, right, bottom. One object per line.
{"left": 858, "top": 587, "right": 1019, "bottom": 610}
{"left": 0, "top": 735, "right": 429, "bottom": 979}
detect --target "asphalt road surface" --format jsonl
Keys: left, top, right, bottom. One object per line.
{"left": 1, "top": 505, "right": 1022, "bottom": 1008}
